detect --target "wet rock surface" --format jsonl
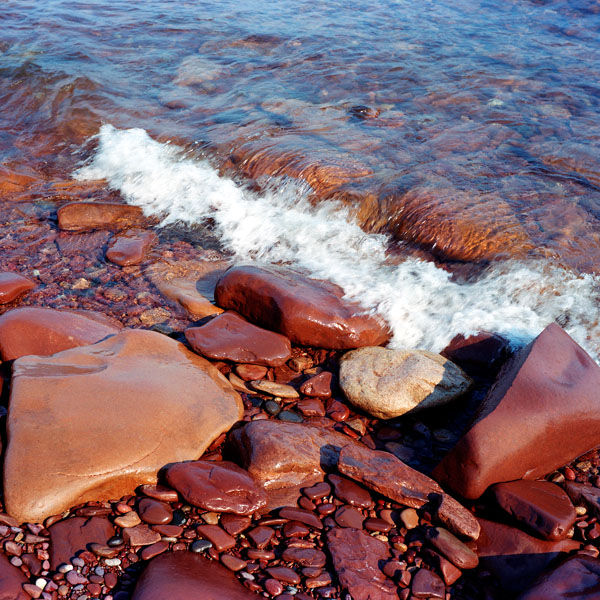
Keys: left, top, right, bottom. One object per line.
{"left": 57, "top": 201, "right": 149, "bottom": 231}
{"left": 0, "top": 272, "right": 35, "bottom": 305}
{"left": 105, "top": 229, "right": 157, "bottom": 266}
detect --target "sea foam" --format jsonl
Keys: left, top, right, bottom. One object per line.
{"left": 75, "top": 125, "right": 600, "bottom": 359}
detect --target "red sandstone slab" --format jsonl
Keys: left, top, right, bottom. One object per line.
{"left": 0, "top": 272, "right": 35, "bottom": 304}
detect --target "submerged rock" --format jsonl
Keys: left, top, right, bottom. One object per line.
{"left": 339, "top": 346, "right": 471, "bottom": 419}
{"left": 105, "top": 229, "right": 157, "bottom": 266}
{"left": 4, "top": 329, "right": 242, "bottom": 523}
{"left": 57, "top": 201, "right": 148, "bottom": 231}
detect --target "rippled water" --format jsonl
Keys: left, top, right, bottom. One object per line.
{"left": 2, "top": 0, "right": 600, "bottom": 353}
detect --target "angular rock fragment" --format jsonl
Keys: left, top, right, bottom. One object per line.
{"left": 411, "top": 568, "right": 446, "bottom": 599}
{"left": 339, "top": 346, "right": 471, "bottom": 418}
{"left": 58, "top": 201, "right": 148, "bottom": 231}
{"left": 215, "top": 265, "right": 390, "bottom": 349}
{"left": 105, "top": 229, "right": 157, "bottom": 266}
{"left": 426, "top": 527, "right": 479, "bottom": 569}
{"left": 563, "top": 482, "right": 600, "bottom": 518}
{"left": 434, "top": 324, "right": 600, "bottom": 499}
{"left": 0, "top": 272, "right": 35, "bottom": 304}
{"left": 4, "top": 329, "right": 242, "bottom": 523}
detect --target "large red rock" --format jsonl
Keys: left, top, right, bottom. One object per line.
{"left": 0, "top": 307, "right": 122, "bottom": 361}
{"left": 0, "top": 553, "right": 29, "bottom": 600}
{"left": 214, "top": 265, "right": 390, "bottom": 349}
{"left": 131, "top": 551, "right": 256, "bottom": 600}
{"left": 517, "top": 556, "right": 600, "bottom": 600}
{"left": 492, "top": 480, "right": 576, "bottom": 540}
{"left": 4, "top": 329, "right": 242, "bottom": 524}
{"left": 0, "top": 272, "right": 35, "bottom": 304}
{"left": 57, "top": 201, "right": 148, "bottom": 231}
{"left": 475, "top": 518, "right": 580, "bottom": 592}
{"left": 185, "top": 311, "right": 292, "bottom": 366}
{"left": 105, "top": 229, "right": 157, "bottom": 266}
{"left": 433, "top": 324, "right": 600, "bottom": 499}
{"left": 166, "top": 460, "right": 267, "bottom": 515}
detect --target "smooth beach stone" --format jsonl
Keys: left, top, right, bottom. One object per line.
{"left": 123, "top": 524, "right": 161, "bottom": 547}
{"left": 433, "top": 324, "right": 600, "bottom": 499}
{"left": 411, "top": 568, "right": 446, "bottom": 599}
{"left": 105, "top": 229, "right": 157, "bottom": 266}
{"left": 299, "top": 372, "right": 333, "bottom": 398}
{"left": 138, "top": 484, "right": 179, "bottom": 503}
{"left": 426, "top": 528, "right": 479, "bottom": 569}
{"left": 564, "top": 482, "right": 600, "bottom": 519}
{"left": 131, "top": 551, "right": 256, "bottom": 600}
{"left": 49, "top": 517, "right": 115, "bottom": 570}
{"left": 328, "top": 474, "right": 374, "bottom": 509}
{"left": 114, "top": 511, "right": 141, "bottom": 528}
{"left": 166, "top": 460, "right": 266, "bottom": 515}
{"left": 235, "top": 364, "right": 268, "bottom": 381}
{"left": 327, "top": 527, "right": 397, "bottom": 600}
{"left": 0, "top": 307, "right": 122, "bottom": 361}
{"left": 517, "top": 555, "right": 600, "bottom": 600}
{"left": 338, "top": 444, "right": 480, "bottom": 540}
{"left": 279, "top": 507, "right": 323, "bottom": 530}
{"left": 196, "top": 525, "right": 236, "bottom": 552}
{"left": 281, "top": 547, "right": 327, "bottom": 568}
{"left": 248, "top": 379, "right": 299, "bottom": 398}
{"left": 339, "top": 346, "right": 471, "bottom": 419}
{"left": 247, "top": 525, "right": 274, "bottom": 548}
{"left": 220, "top": 514, "right": 251, "bottom": 536}
{"left": 4, "top": 329, "right": 242, "bottom": 524}
{"left": 492, "top": 480, "right": 576, "bottom": 540}
{"left": 185, "top": 311, "right": 292, "bottom": 367}
{"left": 214, "top": 265, "right": 390, "bottom": 349}
{"left": 475, "top": 517, "right": 580, "bottom": 592}
{"left": 266, "top": 566, "right": 301, "bottom": 585}
{"left": 334, "top": 505, "right": 365, "bottom": 529}
{"left": 0, "top": 272, "right": 35, "bottom": 304}
{"left": 0, "top": 552, "right": 30, "bottom": 600}
{"left": 57, "top": 201, "right": 147, "bottom": 231}
{"left": 137, "top": 498, "right": 173, "bottom": 525}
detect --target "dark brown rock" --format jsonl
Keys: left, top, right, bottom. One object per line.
{"left": 300, "top": 372, "right": 333, "bottom": 398}
{"left": 327, "top": 527, "right": 397, "bottom": 599}
{"left": 475, "top": 517, "right": 580, "bottom": 592}
{"left": 434, "top": 324, "right": 600, "bottom": 499}
{"left": 0, "top": 553, "right": 29, "bottom": 600}
{"left": 328, "top": 474, "right": 374, "bottom": 509}
{"left": 517, "top": 555, "right": 600, "bottom": 600}
{"left": 247, "top": 526, "right": 274, "bottom": 548}
{"left": 334, "top": 506, "right": 365, "bottom": 529}
{"left": 214, "top": 265, "right": 390, "bottom": 349}
{"left": 166, "top": 460, "right": 267, "bottom": 515}
{"left": 137, "top": 498, "right": 173, "bottom": 525}
{"left": 441, "top": 331, "right": 511, "bottom": 377}
{"left": 279, "top": 507, "right": 323, "bottom": 530}
{"left": 0, "top": 307, "right": 122, "bottom": 361}
{"left": 281, "top": 547, "right": 327, "bottom": 568}
{"left": 220, "top": 514, "right": 251, "bottom": 536}
{"left": 492, "top": 480, "right": 576, "bottom": 540}
{"left": 338, "top": 444, "right": 480, "bottom": 539}
{"left": 196, "top": 524, "right": 236, "bottom": 551}
{"left": 123, "top": 524, "right": 162, "bottom": 547}
{"left": 49, "top": 517, "right": 115, "bottom": 569}
{"left": 58, "top": 201, "right": 147, "bottom": 231}
{"left": 0, "top": 272, "right": 35, "bottom": 305}
{"left": 131, "top": 551, "right": 256, "bottom": 599}
{"left": 185, "top": 311, "right": 292, "bottom": 366}
{"left": 266, "top": 566, "right": 301, "bottom": 584}
{"left": 426, "top": 527, "right": 479, "bottom": 569}
{"left": 564, "top": 482, "right": 600, "bottom": 519}
{"left": 106, "top": 229, "right": 157, "bottom": 266}
{"left": 411, "top": 568, "right": 445, "bottom": 599}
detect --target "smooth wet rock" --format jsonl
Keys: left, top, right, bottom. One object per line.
{"left": 335, "top": 505, "right": 365, "bottom": 528}
{"left": 0, "top": 552, "right": 30, "bottom": 599}
{"left": 441, "top": 331, "right": 511, "bottom": 378}
{"left": 166, "top": 460, "right": 267, "bottom": 515}
{"left": 132, "top": 551, "right": 256, "bottom": 599}
{"left": 564, "top": 482, "right": 600, "bottom": 518}
{"left": 248, "top": 379, "right": 299, "bottom": 398}
{"left": 105, "top": 229, "right": 157, "bottom": 266}
{"left": 299, "top": 372, "right": 333, "bottom": 398}
{"left": 339, "top": 346, "right": 471, "bottom": 419}
{"left": 327, "top": 527, "right": 397, "bottom": 600}
{"left": 411, "top": 568, "right": 446, "bottom": 599}
{"left": 426, "top": 527, "right": 479, "bottom": 569}
{"left": 123, "top": 524, "right": 161, "bottom": 547}
{"left": 338, "top": 444, "right": 480, "bottom": 539}
{"left": 58, "top": 201, "right": 147, "bottom": 231}
{"left": 4, "top": 329, "right": 242, "bottom": 524}
{"left": 475, "top": 517, "right": 580, "bottom": 592}
{"left": 492, "top": 480, "right": 576, "bottom": 540}
{"left": 185, "top": 311, "right": 292, "bottom": 366}
{"left": 434, "top": 324, "right": 600, "bottom": 499}
{"left": 517, "top": 555, "right": 600, "bottom": 600}
{"left": 49, "top": 517, "right": 115, "bottom": 570}
{"left": 0, "top": 307, "right": 122, "bottom": 361}
{"left": 137, "top": 498, "right": 173, "bottom": 525}
{"left": 0, "top": 272, "right": 35, "bottom": 304}
{"left": 328, "top": 474, "right": 374, "bottom": 509}
{"left": 214, "top": 265, "right": 390, "bottom": 349}
{"left": 196, "top": 524, "right": 235, "bottom": 551}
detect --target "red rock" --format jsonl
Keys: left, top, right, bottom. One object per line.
{"left": 279, "top": 507, "right": 323, "bottom": 530}
{"left": 564, "top": 482, "right": 600, "bottom": 519}
{"left": 0, "top": 307, "right": 122, "bottom": 361}
{"left": 338, "top": 444, "right": 480, "bottom": 540}
{"left": 441, "top": 331, "right": 511, "bottom": 377}
{"left": 299, "top": 372, "right": 333, "bottom": 398}
{"left": 334, "top": 506, "right": 364, "bottom": 529}
{"left": 434, "top": 324, "right": 600, "bottom": 499}
{"left": 247, "top": 526, "right": 274, "bottom": 548}
{"left": 328, "top": 474, "right": 374, "bottom": 509}
{"left": 517, "top": 555, "right": 600, "bottom": 600}
{"left": 492, "top": 480, "right": 576, "bottom": 540}
{"left": 196, "top": 525, "right": 236, "bottom": 551}
{"left": 131, "top": 551, "right": 256, "bottom": 599}
{"left": 140, "top": 541, "right": 168, "bottom": 561}
{"left": 297, "top": 397, "right": 326, "bottom": 417}
{"left": 220, "top": 554, "right": 247, "bottom": 571}
{"left": 0, "top": 553, "right": 29, "bottom": 600}
{"left": 166, "top": 460, "right": 267, "bottom": 515}
{"left": 49, "top": 517, "right": 115, "bottom": 569}
{"left": 235, "top": 364, "right": 268, "bottom": 381}
{"left": 56, "top": 230, "right": 111, "bottom": 256}
{"left": 426, "top": 527, "right": 479, "bottom": 569}
{"left": 214, "top": 265, "right": 390, "bottom": 349}
{"left": 123, "top": 524, "right": 161, "bottom": 547}
{"left": 57, "top": 201, "right": 147, "bottom": 231}
{"left": 4, "top": 329, "right": 242, "bottom": 524}
{"left": 0, "top": 272, "right": 35, "bottom": 305}
{"left": 411, "top": 568, "right": 445, "bottom": 599}
{"left": 281, "top": 547, "right": 327, "bottom": 568}
{"left": 106, "top": 229, "right": 157, "bottom": 266}
{"left": 475, "top": 517, "right": 580, "bottom": 592}
{"left": 185, "top": 311, "right": 292, "bottom": 366}
{"left": 138, "top": 484, "right": 179, "bottom": 503}
{"left": 137, "top": 498, "right": 173, "bottom": 525}
{"left": 327, "top": 527, "right": 397, "bottom": 599}
{"left": 220, "top": 514, "right": 251, "bottom": 536}
{"left": 424, "top": 550, "right": 462, "bottom": 586}
{"left": 266, "top": 566, "right": 300, "bottom": 584}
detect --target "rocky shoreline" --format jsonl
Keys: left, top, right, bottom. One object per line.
{"left": 1, "top": 196, "right": 600, "bottom": 600}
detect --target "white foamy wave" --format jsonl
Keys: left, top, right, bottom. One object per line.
{"left": 75, "top": 125, "right": 600, "bottom": 358}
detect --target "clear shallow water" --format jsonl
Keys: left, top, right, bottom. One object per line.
{"left": 2, "top": 0, "right": 600, "bottom": 354}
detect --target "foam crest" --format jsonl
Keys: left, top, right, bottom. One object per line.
{"left": 75, "top": 125, "right": 600, "bottom": 358}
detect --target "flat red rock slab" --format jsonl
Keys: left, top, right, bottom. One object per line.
{"left": 475, "top": 517, "right": 580, "bottom": 593}
{"left": 185, "top": 311, "right": 292, "bottom": 367}
{"left": 166, "top": 460, "right": 267, "bottom": 515}
{"left": 492, "top": 480, "right": 576, "bottom": 540}
{"left": 131, "top": 551, "right": 256, "bottom": 600}
{"left": 0, "top": 272, "right": 35, "bottom": 304}
{"left": 327, "top": 527, "right": 397, "bottom": 600}
{"left": 214, "top": 265, "right": 390, "bottom": 349}
{"left": 58, "top": 201, "right": 148, "bottom": 231}
{"left": 434, "top": 323, "right": 600, "bottom": 499}
{"left": 338, "top": 444, "right": 480, "bottom": 540}
{"left": 517, "top": 555, "right": 600, "bottom": 600}
{"left": 0, "top": 307, "right": 122, "bottom": 361}
{"left": 106, "top": 229, "right": 157, "bottom": 266}
{"left": 0, "top": 552, "right": 30, "bottom": 600}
